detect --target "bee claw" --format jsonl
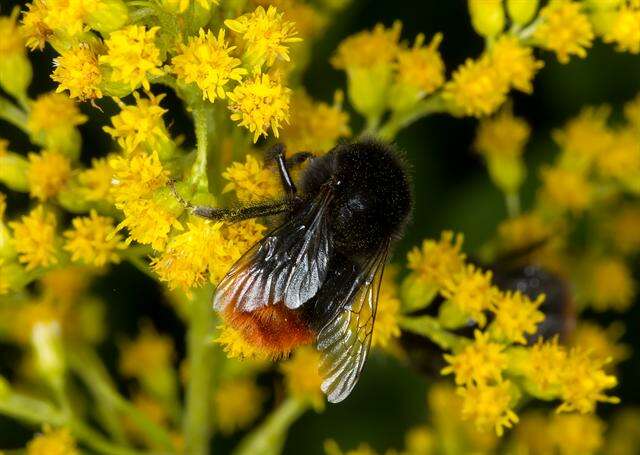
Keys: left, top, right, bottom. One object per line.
{"left": 168, "top": 179, "right": 194, "bottom": 210}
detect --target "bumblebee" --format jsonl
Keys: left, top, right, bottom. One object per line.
{"left": 176, "top": 140, "right": 412, "bottom": 402}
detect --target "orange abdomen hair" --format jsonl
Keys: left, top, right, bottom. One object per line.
{"left": 223, "top": 303, "right": 315, "bottom": 358}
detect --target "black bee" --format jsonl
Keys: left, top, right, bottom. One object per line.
{"left": 176, "top": 140, "right": 412, "bottom": 402}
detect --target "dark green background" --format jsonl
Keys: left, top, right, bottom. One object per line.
{"left": 1, "top": 0, "right": 639, "bottom": 453}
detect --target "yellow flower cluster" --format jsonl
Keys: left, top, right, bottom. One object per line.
{"left": 526, "top": 337, "right": 619, "bottom": 413}
{"left": 214, "top": 378, "right": 263, "bottom": 434}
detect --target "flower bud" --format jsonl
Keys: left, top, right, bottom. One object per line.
{"left": 589, "top": 8, "right": 618, "bottom": 36}
{"left": 0, "top": 53, "right": 32, "bottom": 102}
{"left": 0, "top": 222, "right": 17, "bottom": 261}
{"left": 438, "top": 299, "right": 469, "bottom": 329}
{"left": 346, "top": 66, "right": 393, "bottom": 123}
{"left": 400, "top": 274, "right": 439, "bottom": 313}
{"left": 468, "top": 0, "right": 505, "bottom": 38}
{"left": 486, "top": 155, "right": 526, "bottom": 195}
{"left": 86, "top": 0, "right": 129, "bottom": 34}
{"left": 0, "top": 153, "right": 29, "bottom": 192}
{"left": 32, "top": 321, "right": 65, "bottom": 385}
{"left": 507, "top": 0, "right": 539, "bottom": 26}
{"left": 584, "top": 0, "right": 623, "bottom": 10}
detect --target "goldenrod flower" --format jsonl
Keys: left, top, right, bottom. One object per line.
{"left": 104, "top": 92, "right": 170, "bottom": 154}
{"left": 557, "top": 346, "right": 619, "bottom": 413}
{"left": 281, "top": 90, "right": 351, "bottom": 154}
{"left": 225, "top": 6, "right": 301, "bottom": 68}
{"left": 0, "top": 8, "right": 25, "bottom": 57}
{"left": 539, "top": 166, "right": 592, "bottom": 213}
{"left": 404, "top": 426, "right": 435, "bottom": 455}
{"left": 110, "top": 152, "right": 181, "bottom": 250}
{"left": 497, "top": 213, "right": 550, "bottom": 251}
{"left": 441, "top": 265, "right": 498, "bottom": 327}
{"left": 281, "top": 346, "right": 324, "bottom": 409}
{"left": 596, "top": 129, "right": 640, "bottom": 181}
{"left": 584, "top": 257, "right": 635, "bottom": 312}
{"left": 533, "top": 0, "right": 594, "bottom": 64}
{"left": 120, "top": 323, "right": 175, "bottom": 378}
{"left": 222, "top": 154, "right": 282, "bottom": 202}
{"left": 216, "top": 323, "right": 270, "bottom": 360}
{"left": 604, "top": 5, "right": 640, "bottom": 53}
{"left": 331, "top": 22, "right": 401, "bottom": 118}
{"left": 41, "top": 0, "right": 88, "bottom": 36}
{"left": 474, "top": 108, "right": 530, "bottom": 160}
{"left": 331, "top": 22, "right": 400, "bottom": 70}
{"left": 442, "top": 56, "right": 509, "bottom": 117}
{"left": 442, "top": 330, "right": 507, "bottom": 386}
{"left": 151, "top": 218, "right": 222, "bottom": 290}
{"left": 214, "top": 378, "right": 264, "bottom": 434}
{"left": 526, "top": 336, "right": 567, "bottom": 394}
{"left": 28, "top": 92, "right": 87, "bottom": 135}
{"left": 40, "top": 266, "right": 93, "bottom": 304}
{"left": 275, "top": 0, "right": 325, "bottom": 39}
{"left": 489, "top": 36, "right": 543, "bottom": 94}
{"left": 548, "top": 413, "right": 605, "bottom": 454}
{"left": 172, "top": 29, "right": 246, "bottom": 103}
{"left": 20, "top": 0, "right": 51, "bottom": 51}
{"left": 394, "top": 33, "right": 445, "bottom": 96}
{"left": 510, "top": 411, "right": 556, "bottom": 454}
{"left": 458, "top": 380, "right": 518, "bottom": 436}
{"left": 52, "top": 44, "right": 103, "bottom": 101}
{"left": 407, "top": 231, "right": 466, "bottom": 287}
{"left": 27, "top": 150, "right": 72, "bottom": 201}
{"left": 125, "top": 392, "right": 170, "bottom": 443}
{"left": 490, "top": 291, "right": 545, "bottom": 344}
{"left": 553, "top": 106, "right": 612, "bottom": 170}
{"left": 63, "top": 210, "right": 126, "bottom": 267}
{"left": 608, "top": 205, "right": 640, "bottom": 253}
{"left": 227, "top": 73, "right": 291, "bottom": 142}
{"left": 571, "top": 322, "right": 629, "bottom": 367}
{"left": 209, "top": 220, "right": 266, "bottom": 284}
{"left": 100, "top": 25, "right": 163, "bottom": 91}
{"left": 78, "top": 157, "right": 113, "bottom": 202}
{"left": 26, "top": 425, "right": 79, "bottom": 455}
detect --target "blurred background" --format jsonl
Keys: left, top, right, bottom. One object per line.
{"left": 1, "top": 0, "right": 639, "bottom": 453}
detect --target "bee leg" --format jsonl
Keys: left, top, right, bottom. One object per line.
{"left": 192, "top": 200, "right": 292, "bottom": 223}
{"left": 266, "top": 143, "right": 299, "bottom": 198}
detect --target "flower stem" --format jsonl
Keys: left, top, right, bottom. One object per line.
{"left": 0, "top": 96, "right": 28, "bottom": 133}
{"left": 399, "top": 315, "right": 466, "bottom": 352}
{"left": 183, "top": 286, "right": 217, "bottom": 455}
{"left": 233, "top": 397, "right": 308, "bottom": 455}
{"left": 67, "top": 346, "right": 175, "bottom": 452}
{"left": 190, "top": 105, "right": 214, "bottom": 192}
{"left": 378, "top": 95, "right": 446, "bottom": 141}
{"left": 505, "top": 192, "right": 521, "bottom": 218}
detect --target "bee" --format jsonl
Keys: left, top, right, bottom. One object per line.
{"left": 174, "top": 140, "right": 412, "bottom": 402}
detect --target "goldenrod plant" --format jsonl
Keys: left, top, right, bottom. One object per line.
{"left": 0, "top": 0, "right": 639, "bottom": 453}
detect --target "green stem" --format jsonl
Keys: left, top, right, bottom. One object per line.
{"left": 0, "top": 390, "right": 141, "bottom": 455}
{"left": 67, "top": 346, "right": 176, "bottom": 452}
{"left": 183, "top": 287, "right": 216, "bottom": 455}
{"left": 70, "top": 419, "right": 144, "bottom": 455}
{"left": 505, "top": 192, "right": 521, "bottom": 218}
{"left": 190, "top": 106, "right": 213, "bottom": 192}
{"left": 378, "top": 95, "right": 447, "bottom": 141}
{"left": 0, "top": 96, "right": 29, "bottom": 133}
{"left": 233, "top": 398, "right": 308, "bottom": 455}
{"left": 399, "top": 315, "right": 465, "bottom": 352}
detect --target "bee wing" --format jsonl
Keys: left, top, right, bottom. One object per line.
{"left": 214, "top": 189, "right": 333, "bottom": 313}
{"left": 316, "top": 242, "right": 389, "bottom": 403}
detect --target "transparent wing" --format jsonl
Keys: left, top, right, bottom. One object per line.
{"left": 214, "top": 189, "right": 333, "bottom": 313}
{"left": 316, "top": 242, "right": 389, "bottom": 403}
